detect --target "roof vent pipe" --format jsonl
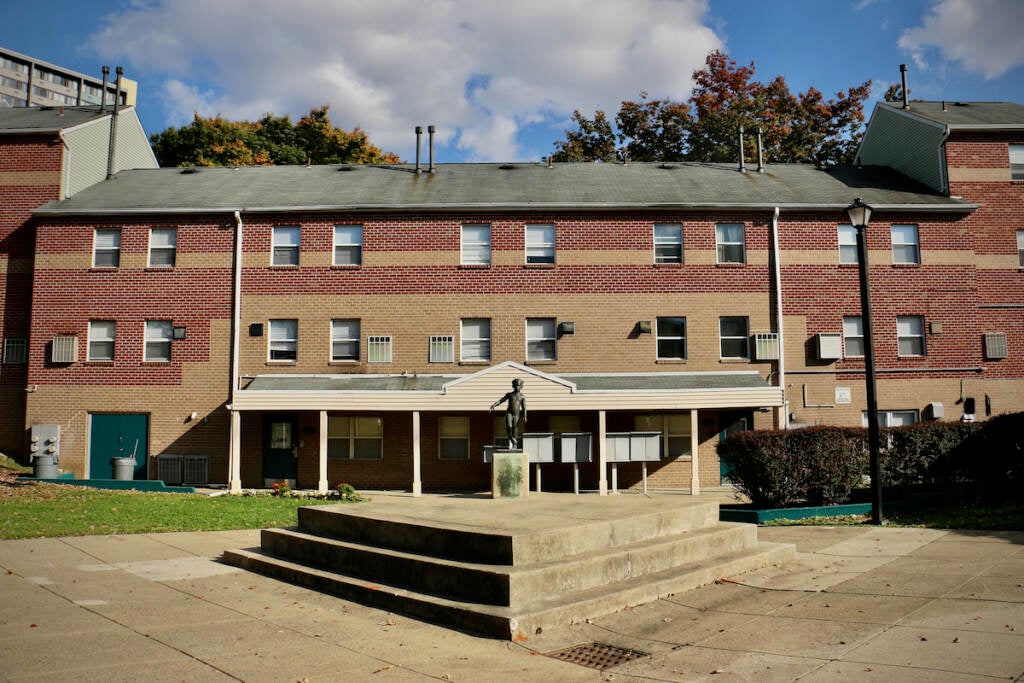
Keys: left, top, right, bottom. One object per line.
{"left": 105, "top": 67, "right": 123, "bottom": 180}
{"left": 414, "top": 126, "right": 422, "bottom": 173}
{"left": 99, "top": 66, "right": 109, "bottom": 112}
{"left": 548, "top": 154, "right": 553, "bottom": 169}
{"left": 755, "top": 126, "right": 764, "bottom": 172}
{"left": 738, "top": 125, "right": 746, "bottom": 173}
{"left": 427, "top": 125, "right": 436, "bottom": 174}
{"left": 900, "top": 63, "right": 910, "bottom": 110}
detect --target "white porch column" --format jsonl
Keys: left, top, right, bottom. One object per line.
{"left": 411, "top": 411, "right": 422, "bottom": 496}
{"left": 690, "top": 409, "right": 700, "bottom": 495}
{"left": 229, "top": 409, "right": 242, "bottom": 493}
{"left": 598, "top": 410, "right": 608, "bottom": 496}
{"left": 318, "top": 410, "right": 329, "bottom": 494}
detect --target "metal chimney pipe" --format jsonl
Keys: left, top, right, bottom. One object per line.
{"left": 900, "top": 64, "right": 910, "bottom": 110}
{"left": 100, "top": 66, "right": 109, "bottom": 112}
{"left": 414, "top": 126, "right": 423, "bottom": 173}
{"left": 738, "top": 125, "right": 746, "bottom": 173}
{"left": 106, "top": 67, "right": 123, "bottom": 179}
{"left": 755, "top": 127, "right": 764, "bottom": 172}
{"left": 547, "top": 154, "right": 553, "bottom": 169}
{"left": 427, "top": 125, "right": 436, "bottom": 174}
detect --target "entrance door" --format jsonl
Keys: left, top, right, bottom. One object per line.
{"left": 718, "top": 410, "right": 752, "bottom": 483}
{"left": 263, "top": 413, "right": 298, "bottom": 486}
{"left": 89, "top": 414, "right": 149, "bottom": 479}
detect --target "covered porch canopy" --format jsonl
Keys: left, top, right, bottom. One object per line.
{"left": 226, "top": 362, "right": 782, "bottom": 495}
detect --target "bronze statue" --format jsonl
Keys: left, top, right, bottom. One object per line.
{"left": 490, "top": 378, "right": 526, "bottom": 449}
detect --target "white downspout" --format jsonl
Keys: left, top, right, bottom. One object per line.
{"left": 771, "top": 206, "right": 788, "bottom": 429}
{"left": 227, "top": 210, "right": 244, "bottom": 492}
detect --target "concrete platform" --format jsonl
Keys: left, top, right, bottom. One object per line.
{"left": 223, "top": 491, "right": 794, "bottom": 639}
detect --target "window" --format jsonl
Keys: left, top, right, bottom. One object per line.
{"left": 272, "top": 226, "right": 300, "bottom": 266}
{"left": 439, "top": 416, "right": 470, "bottom": 460}
{"left": 461, "top": 224, "right": 491, "bottom": 265}
{"left": 863, "top": 410, "right": 919, "bottom": 428}
{"left": 93, "top": 229, "right": 121, "bottom": 267}
{"left": 330, "top": 319, "right": 360, "bottom": 362}
{"left": 460, "top": 318, "right": 491, "bottom": 362}
{"left": 367, "top": 335, "right": 392, "bottom": 363}
{"left": 1017, "top": 230, "right": 1024, "bottom": 267}
{"left": 1011, "top": 144, "right": 1024, "bottom": 180}
{"left": 656, "top": 317, "right": 686, "bottom": 360}
{"left": 897, "top": 316, "right": 925, "bottom": 356}
{"left": 654, "top": 223, "right": 683, "bottom": 264}
{"left": 327, "top": 416, "right": 383, "bottom": 460}
{"left": 719, "top": 316, "right": 749, "bottom": 359}
{"left": 891, "top": 224, "right": 920, "bottom": 264}
{"left": 526, "top": 318, "right": 557, "bottom": 361}
{"left": 88, "top": 320, "right": 115, "bottom": 361}
{"left": 268, "top": 319, "right": 297, "bottom": 361}
{"left": 525, "top": 224, "right": 555, "bottom": 264}
{"left": 838, "top": 225, "right": 858, "bottom": 264}
{"left": 333, "top": 225, "right": 362, "bottom": 266}
{"left": 2, "top": 338, "right": 27, "bottom": 364}
{"left": 148, "top": 228, "right": 177, "bottom": 268}
{"left": 842, "top": 316, "right": 865, "bottom": 358}
{"left": 429, "top": 335, "right": 454, "bottom": 363}
{"left": 636, "top": 414, "right": 692, "bottom": 457}
{"left": 716, "top": 223, "right": 745, "bottom": 264}
{"left": 144, "top": 321, "right": 172, "bottom": 362}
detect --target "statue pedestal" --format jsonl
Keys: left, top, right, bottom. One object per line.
{"left": 491, "top": 449, "right": 529, "bottom": 498}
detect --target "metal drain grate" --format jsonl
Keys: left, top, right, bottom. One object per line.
{"left": 545, "top": 642, "right": 650, "bottom": 670}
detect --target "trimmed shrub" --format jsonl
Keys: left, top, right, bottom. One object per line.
{"left": 881, "top": 422, "right": 978, "bottom": 490}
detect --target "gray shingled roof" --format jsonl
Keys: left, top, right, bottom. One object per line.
{"left": 244, "top": 371, "right": 770, "bottom": 393}
{"left": 0, "top": 105, "right": 111, "bottom": 134}
{"left": 34, "top": 160, "right": 973, "bottom": 215}
{"left": 880, "top": 101, "right": 1024, "bottom": 129}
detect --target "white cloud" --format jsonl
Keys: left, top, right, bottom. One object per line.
{"left": 86, "top": 0, "right": 721, "bottom": 161}
{"left": 899, "top": 0, "right": 1024, "bottom": 80}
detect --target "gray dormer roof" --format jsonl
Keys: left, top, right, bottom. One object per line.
{"left": 879, "top": 100, "right": 1024, "bottom": 129}
{"left": 0, "top": 105, "right": 114, "bottom": 134}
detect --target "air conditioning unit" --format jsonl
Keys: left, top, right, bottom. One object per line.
{"left": 753, "top": 333, "right": 779, "bottom": 360}
{"left": 816, "top": 333, "right": 843, "bottom": 360}
{"left": 51, "top": 335, "right": 78, "bottom": 363}
{"left": 157, "top": 454, "right": 183, "bottom": 485}
{"left": 984, "top": 332, "right": 1008, "bottom": 360}
{"left": 183, "top": 455, "right": 209, "bottom": 485}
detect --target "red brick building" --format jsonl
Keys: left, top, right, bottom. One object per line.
{"left": 14, "top": 100, "right": 1024, "bottom": 494}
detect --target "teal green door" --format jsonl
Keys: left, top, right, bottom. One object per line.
{"left": 718, "top": 411, "right": 752, "bottom": 483}
{"left": 89, "top": 414, "right": 149, "bottom": 479}
{"left": 263, "top": 413, "right": 298, "bottom": 484}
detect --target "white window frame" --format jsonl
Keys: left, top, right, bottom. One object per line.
{"left": 2, "top": 338, "right": 27, "bottom": 364}
{"left": 526, "top": 318, "right": 557, "bottom": 361}
{"left": 654, "top": 223, "right": 683, "bottom": 264}
{"left": 719, "top": 316, "right": 749, "bottom": 359}
{"left": 460, "top": 318, "right": 491, "bottom": 362}
{"left": 330, "top": 319, "right": 360, "bottom": 362}
{"left": 271, "top": 226, "right": 300, "bottom": 266}
{"left": 87, "top": 320, "right": 116, "bottom": 361}
{"left": 891, "top": 224, "right": 920, "bottom": 264}
{"left": 461, "top": 224, "right": 491, "bottom": 265}
{"left": 715, "top": 223, "right": 745, "bottom": 264}
{"left": 896, "top": 315, "right": 926, "bottom": 357}
{"left": 93, "top": 228, "right": 121, "bottom": 268}
{"left": 144, "top": 320, "right": 173, "bottom": 362}
{"left": 439, "top": 416, "right": 471, "bottom": 460}
{"left": 333, "top": 225, "right": 362, "bottom": 266}
{"left": 367, "top": 335, "right": 392, "bottom": 363}
{"left": 862, "top": 409, "right": 919, "bottom": 428}
{"left": 148, "top": 227, "right": 177, "bottom": 268}
{"left": 268, "top": 319, "right": 298, "bottom": 361}
{"left": 655, "top": 316, "right": 686, "bottom": 360}
{"left": 842, "top": 316, "right": 865, "bottom": 358}
{"left": 1017, "top": 230, "right": 1024, "bottom": 267}
{"left": 429, "top": 335, "right": 454, "bottom": 363}
{"left": 327, "top": 415, "right": 383, "bottom": 460}
{"left": 636, "top": 413, "right": 692, "bottom": 458}
{"left": 838, "top": 224, "right": 858, "bottom": 264}
{"left": 525, "top": 224, "right": 555, "bottom": 265}
{"left": 1010, "top": 144, "right": 1024, "bottom": 180}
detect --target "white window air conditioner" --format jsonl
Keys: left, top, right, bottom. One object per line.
{"left": 983, "top": 332, "right": 1008, "bottom": 360}
{"left": 753, "top": 332, "right": 779, "bottom": 360}
{"left": 51, "top": 336, "right": 78, "bottom": 363}
{"left": 816, "top": 333, "right": 843, "bottom": 361}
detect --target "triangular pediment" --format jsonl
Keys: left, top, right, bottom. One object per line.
{"left": 441, "top": 361, "right": 576, "bottom": 406}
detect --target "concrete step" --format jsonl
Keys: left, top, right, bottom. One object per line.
{"left": 222, "top": 540, "right": 794, "bottom": 640}
{"left": 295, "top": 498, "right": 721, "bottom": 565}
{"left": 257, "top": 521, "right": 759, "bottom": 607}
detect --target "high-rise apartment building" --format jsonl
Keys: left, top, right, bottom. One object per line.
{"left": 0, "top": 46, "right": 136, "bottom": 109}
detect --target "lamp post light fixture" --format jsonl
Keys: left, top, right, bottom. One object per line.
{"left": 846, "top": 197, "right": 883, "bottom": 525}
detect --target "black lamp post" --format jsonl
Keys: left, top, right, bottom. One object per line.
{"left": 846, "top": 198, "right": 883, "bottom": 525}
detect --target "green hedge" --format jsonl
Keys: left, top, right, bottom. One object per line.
{"left": 718, "top": 412, "right": 1022, "bottom": 508}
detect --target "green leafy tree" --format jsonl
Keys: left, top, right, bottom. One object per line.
{"left": 150, "top": 106, "right": 400, "bottom": 167}
{"left": 550, "top": 109, "right": 617, "bottom": 162}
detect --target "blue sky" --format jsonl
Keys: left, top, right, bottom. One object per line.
{"left": 3, "top": 0, "right": 1023, "bottom": 163}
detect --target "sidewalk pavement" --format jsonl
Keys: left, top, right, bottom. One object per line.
{"left": 1, "top": 524, "right": 1021, "bottom": 682}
